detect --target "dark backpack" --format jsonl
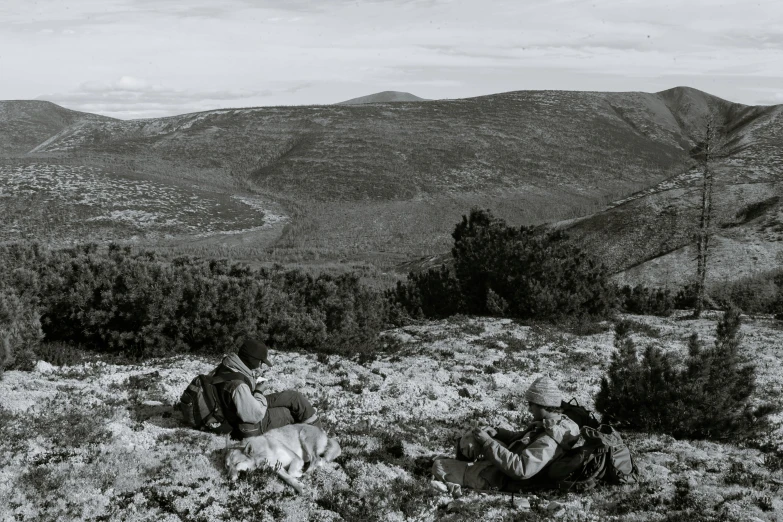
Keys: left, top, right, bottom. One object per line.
{"left": 543, "top": 398, "right": 639, "bottom": 491}
{"left": 178, "top": 370, "right": 252, "bottom": 434}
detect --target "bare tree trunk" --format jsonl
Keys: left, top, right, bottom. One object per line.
{"left": 694, "top": 120, "right": 714, "bottom": 318}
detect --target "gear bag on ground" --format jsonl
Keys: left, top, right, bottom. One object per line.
{"left": 178, "top": 371, "right": 252, "bottom": 434}
{"left": 538, "top": 398, "right": 639, "bottom": 491}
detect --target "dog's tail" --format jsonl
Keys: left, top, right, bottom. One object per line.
{"left": 323, "top": 438, "right": 341, "bottom": 462}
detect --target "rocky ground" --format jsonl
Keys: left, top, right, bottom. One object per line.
{"left": 1, "top": 311, "right": 782, "bottom": 521}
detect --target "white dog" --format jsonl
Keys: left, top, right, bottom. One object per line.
{"left": 225, "top": 424, "right": 341, "bottom": 493}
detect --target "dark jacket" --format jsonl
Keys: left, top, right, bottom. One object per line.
{"left": 211, "top": 353, "right": 268, "bottom": 426}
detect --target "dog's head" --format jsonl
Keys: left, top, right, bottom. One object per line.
{"left": 225, "top": 439, "right": 269, "bottom": 481}
{"left": 225, "top": 447, "right": 254, "bottom": 481}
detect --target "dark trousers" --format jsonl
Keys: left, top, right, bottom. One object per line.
{"left": 236, "top": 390, "right": 317, "bottom": 439}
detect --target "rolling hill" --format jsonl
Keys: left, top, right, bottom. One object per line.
{"left": 336, "top": 91, "right": 428, "bottom": 104}
{"left": 1, "top": 87, "right": 781, "bottom": 285}
{"left": 0, "top": 100, "right": 114, "bottom": 156}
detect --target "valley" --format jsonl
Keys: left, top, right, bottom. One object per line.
{"left": 2, "top": 87, "right": 782, "bottom": 285}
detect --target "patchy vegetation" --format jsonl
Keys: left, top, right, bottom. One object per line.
{"left": 1, "top": 312, "right": 782, "bottom": 521}
{"left": 0, "top": 163, "right": 282, "bottom": 245}
{"left": 1, "top": 88, "right": 694, "bottom": 260}
{"left": 0, "top": 284, "right": 43, "bottom": 377}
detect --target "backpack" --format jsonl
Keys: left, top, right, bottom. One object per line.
{"left": 178, "top": 370, "right": 252, "bottom": 434}
{"left": 542, "top": 398, "right": 639, "bottom": 491}
{"left": 453, "top": 398, "right": 639, "bottom": 492}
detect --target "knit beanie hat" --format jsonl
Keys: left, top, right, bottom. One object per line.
{"left": 524, "top": 376, "right": 562, "bottom": 408}
{"left": 238, "top": 338, "right": 273, "bottom": 370}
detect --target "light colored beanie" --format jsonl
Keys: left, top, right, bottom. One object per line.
{"left": 524, "top": 376, "right": 563, "bottom": 408}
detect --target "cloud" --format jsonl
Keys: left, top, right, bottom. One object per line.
{"left": 38, "top": 76, "right": 313, "bottom": 119}
{"left": 4, "top": 0, "right": 783, "bottom": 111}
{"left": 746, "top": 88, "right": 783, "bottom": 106}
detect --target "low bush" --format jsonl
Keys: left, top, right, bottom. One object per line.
{"left": 0, "top": 285, "right": 43, "bottom": 376}
{"left": 710, "top": 270, "right": 783, "bottom": 315}
{"left": 33, "top": 341, "right": 88, "bottom": 367}
{"left": 618, "top": 284, "right": 674, "bottom": 316}
{"left": 387, "top": 264, "right": 463, "bottom": 320}
{"left": 673, "top": 283, "right": 700, "bottom": 311}
{"left": 393, "top": 208, "right": 616, "bottom": 322}
{"left": 614, "top": 318, "right": 663, "bottom": 339}
{"left": 596, "top": 306, "right": 777, "bottom": 441}
{"left": 453, "top": 209, "right": 616, "bottom": 319}
{"left": 673, "top": 272, "right": 783, "bottom": 316}
{"left": 0, "top": 243, "right": 389, "bottom": 360}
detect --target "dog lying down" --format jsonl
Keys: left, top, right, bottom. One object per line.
{"left": 225, "top": 424, "right": 341, "bottom": 494}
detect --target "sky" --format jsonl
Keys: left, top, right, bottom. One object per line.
{"left": 2, "top": 0, "right": 782, "bottom": 119}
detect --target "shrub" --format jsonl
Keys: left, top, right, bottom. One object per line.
{"left": 393, "top": 208, "right": 616, "bottom": 321}
{"left": 618, "top": 284, "right": 674, "bottom": 316}
{"left": 0, "top": 285, "right": 43, "bottom": 376}
{"left": 707, "top": 270, "right": 782, "bottom": 315}
{"left": 773, "top": 272, "right": 783, "bottom": 319}
{"left": 614, "top": 318, "right": 662, "bottom": 339}
{"left": 33, "top": 341, "right": 87, "bottom": 367}
{"left": 452, "top": 209, "right": 615, "bottom": 320}
{"left": 596, "top": 306, "right": 776, "bottom": 440}
{"left": 673, "top": 283, "right": 699, "bottom": 310}
{"left": 0, "top": 242, "right": 389, "bottom": 360}
{"left": 265, "top": 271, "right": 389, "bottom": 356}
{"left": 387, "top": 264, "right": 463, "bottom": 320}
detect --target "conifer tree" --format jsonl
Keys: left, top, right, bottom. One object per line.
{"left": 596, "top": 306, "right": 773, "bottom": 440}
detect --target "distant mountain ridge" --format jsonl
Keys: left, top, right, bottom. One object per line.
{"left": 1, "top": 87, "right": 782, "bottom": 286}
{"left": 336, "top": 91, "right": 428, "bottom": 105}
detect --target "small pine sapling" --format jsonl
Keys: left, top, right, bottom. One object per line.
{"left": 596, "top": 306, "right": 776, "bottom": 440}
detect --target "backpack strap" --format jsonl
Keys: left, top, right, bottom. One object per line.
{"left": 562, "top": 398, "right": 600, "bottom": 428}
{"left": 212, "top": 365, "right": 254, "bottom": 389}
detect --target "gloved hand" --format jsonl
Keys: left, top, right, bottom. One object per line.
{"left": 472, "top": 428, "right": 495, "bottom": 446}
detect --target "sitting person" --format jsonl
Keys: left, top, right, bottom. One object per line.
{"left": 432, "top": 376, "right": 579, "bottom": 492}
{"left": 212, "top": 337, "right": 322, "bottom": 439}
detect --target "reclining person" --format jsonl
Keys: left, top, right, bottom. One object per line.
{"left": 212, "top": 337, "right": 322, "bottom": 439}
{"left": 433, "top": 376, "right": 579, "bottom": 492}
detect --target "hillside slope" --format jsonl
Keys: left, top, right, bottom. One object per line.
{"left": 1, "top": 90, "right": 691, "bottom": 256}
{"left": 16, "top": 90, "right": 690, "bottom": 202}
{"left": 563, "top": 89, "right": 783, "bottom": 284}
{"left": 2, "top": 87, "right": 781, "bottom": 269}
{"left": 0, "top": 100, "right": 114, "bottom": 156}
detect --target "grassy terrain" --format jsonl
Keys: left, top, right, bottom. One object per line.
{"left": 2, "top": 311, "right": 782, "bottom": 521}
{"left": 0, "top": 162, "right": 283, "bottom": 251}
